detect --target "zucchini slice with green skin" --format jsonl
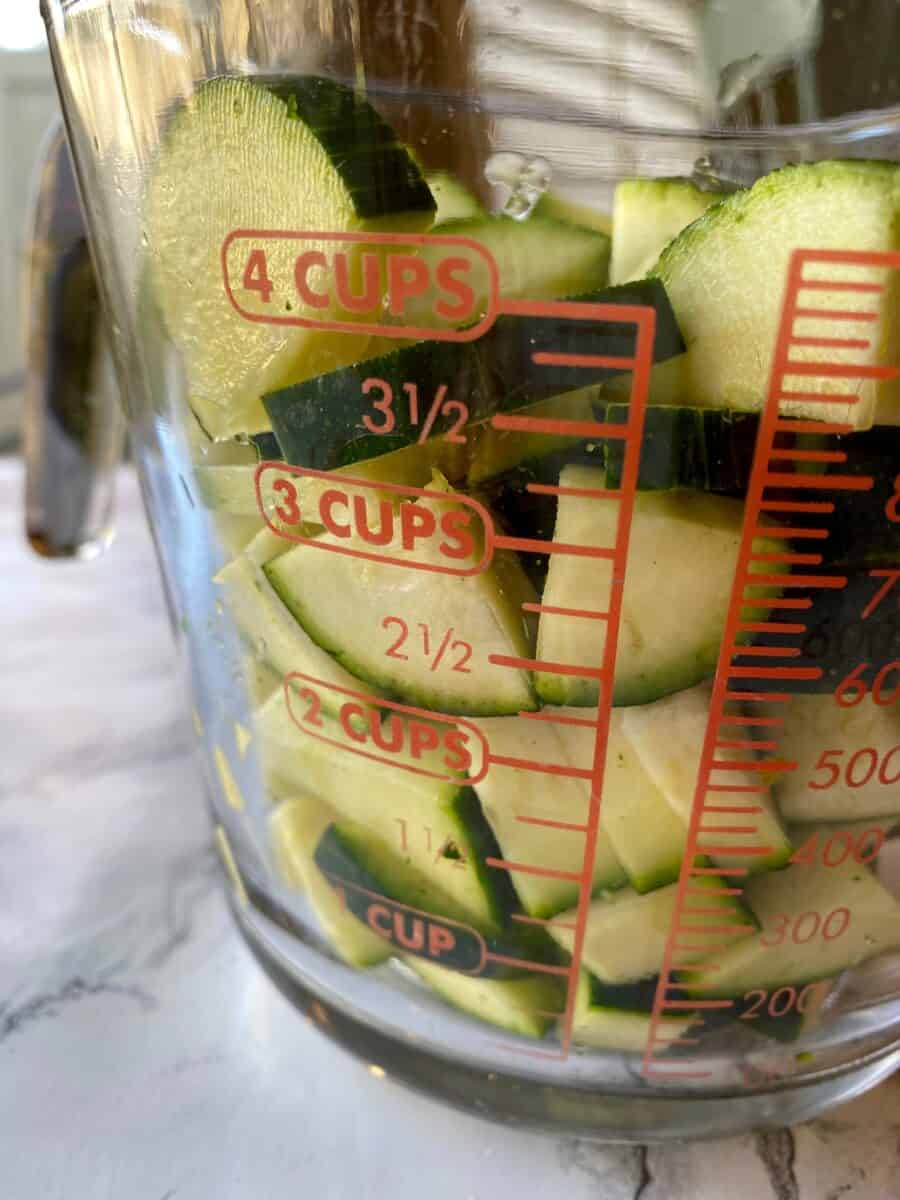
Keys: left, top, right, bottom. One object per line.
{"left": 471, "top": 713, "right": 627, "bottom": 916}
{"left": 551, "top": 876, "right": 753, "bottom": 985}
{"left": 599, "top": 404, "right": 758, "bottom": 494}
{"left": 571, "top": 973, "right": 696, "bottom": 1052}
{"left": 535, "top": 469, "right": 756, "bottom": 707}
{"left": 623, "top": 684, "right": 793, "bottom": 876}
{"left": 271, "top": 795, "right": 392, "bottom": 967}
{"left": 773, "top": 692, "right": 900, "bottom": 823}
{"left": 407, "top": 957, "right": 564, "bottom": 1038}
{"left": 313, "top": 822, "right": 556, "bottom": 978}
{"left": 652, "top": 160, "right": 900, "bottom": 430}
{"left": 410, "top": 213, "right": 611, "bottom": 323}
{"left": 145, "top": 75, "right": 435, "bottom": 440}
{"left": 427, "top": 173, "right": 486, "bottom": 224}
{"left": 263, "top": 479, "right": 538, "bottom": 716}
{"left": 195, "top": 439, "right": 446, "bottom": 517}
{"left": 257, "top": 689, "right": 515, "bottom": 932}
{"left": 215, "top": 554, "right": 376, "bottom": 716}
{"left": 556, "top": 708, "right": 689, "bottom": 894}
{"left": 532, "top": 191, "right": 613, "bottom": 236}
{"left": 473, "top": 708, "right": 693, "bottom": 901}
{"left": 679, "top": 855, "right": 900, "bottom": 997}
{"left": 610, "top": 176, "right": 720, "bottom": 285}
{"left": 263, "top": 278, "right": 683, "bottom": 472}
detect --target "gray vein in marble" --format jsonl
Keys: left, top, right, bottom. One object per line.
{"left": 633, "top": 1145, "right": 653, "bottom": 1200}
{"left": 0, "top": 715, "right": 192, "bottom": 798}
{"left": 142, "top": 846, "right": 220, "bottom": 972}
{"left": 0, "top": 977, "right": 156, "bottom": 1045}
{"left": 557, "top": 1138, "right": 647, "bottom": 1199}
{"left": 754, "top": 1130, "right": 799, "bottom": 1200}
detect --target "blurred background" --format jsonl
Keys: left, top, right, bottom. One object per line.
{"left": 0, "top": 7, "right": 56, "bottom": 450}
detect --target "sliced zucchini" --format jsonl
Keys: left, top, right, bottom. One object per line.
{"left": 263, "top": 278, "right": 683, "bottom": 472}
{"left": 610, "top": 177, "right": 720, "bottom": 285}
{"left": 411, "top": 213, "right": 611, "bottom": 323}
{"left": 653, "top": 161, "right": 900, "bottom": 429}
{"left": 271, "top": 795, "right": 391, "bottom": 966}
{"left": 532, "top": 192, "right": 613, "bottom": 236}
{"left": 195, "top": 440, "right": 442, "bottom": 517}
{"left": 427, "top": 172, "right": 485, "bottom": 224}
{"left": 264, "top": 477, "right": 537, "bottom": 715}
{"left": 146, "top": 75, "right": 435, "bottom": 439}
{"left": 215, "top": 554, "right": 377, "bottom": 716}
{"left": 245, "top": 657, "right": 283, "bottom": 707}
{"left": 264, "top": 338, "right": 484, "bottom": 471}
{"left": 599, "top": 404, "right": 758, "bottom": 494}
{"left": 557, "top": 708, "right": 688, "bottom": 893}
{"left": 407, "top": 957, "right": 563, "bottom": 1038}
{"left": 552, "top": 875, "right": 752, "bottom": 985}
{"left": 680, "top": 855, "right": 900, "bottom": 996}
{"left": 623, "top": 684, "right": 793, "bottom": 875}
{"left": 472, "top": 713, "right": 627, "bottom": 916}
{"left": 535, "top": 469, "right": 753, "bottom": 707}
{"left": 211, "top": 513, "right": 266, "bottom": 555}
{"left": 774, "top": 692, "right": 900, "bottom": 822}
{"left": 465, "top": 387, "right": 596, "bottom": 486}
{"left": 572, "top": 972, "right": 696, "bottom": 1052}
{"left": 257, "top": 689, "right": 512, "bottom": 931}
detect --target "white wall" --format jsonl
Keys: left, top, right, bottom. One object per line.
{"left": 0, "top": 45, "right": 59, "bottom": 442}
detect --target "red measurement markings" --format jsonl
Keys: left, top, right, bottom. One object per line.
{"left": 861, "top": 569, "right": 900, "bottom": 620}
{"left": 490, "top": 413, "right": 626, "bottom": 439}
{"left": 488, "top": 654, "right": 607, "bottom": 679}
{"left": 522, "top": 601, "right": 610, "bottom": 620}
{"left": 806, "top": 745, "right": 900, "bottom": 790}
{"left": 255, "top": 464, "right": 494, "bottom": 577}
{"left": 222, "top": 228, "right": 499, "bottom": 341}
{"left": 478, "top": 295, "right": 656, "bottom": 1059}
{"left": 493, "top": 534, "right": 616, "bottom": 559}
{"left": 485, "top": 753, "right": 593, "bottom": 782}
{"left": 382, "top": 618, "right": 473, "bottom": 674}
{"left": 284, "top": 672, "right": 489, "bottom": 784}
{"left": 394, "top": 819, "right": 469, "bottom": 869}
{"left": 641, "top": 247, "right": 900, "bottom": 1082}
{"left": 836, "top": 661, "right": 900, "bottom": 707}
{"left": 526, "top": 481, "right": 622, "bottom": 501}
{"left": 362, "top": 378, "right": 469, "bottom": 444}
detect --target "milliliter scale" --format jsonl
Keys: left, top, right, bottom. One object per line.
{"left": 643, "top": 248, "right": 900, "bottom": 1081}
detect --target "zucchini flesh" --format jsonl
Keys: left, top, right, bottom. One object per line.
{"left": 146, "top": 75, "right": 434, "bottom": 439}
{"left": 263, "top": 481, "right": 537, "bottom": 716}
{"left": 257, "top": 689, "right": 513, "bottom": 932}
{"left": 610, "top": 176, "right": 719, "bottom": 285}
{"left": 535, "top": 469, "right": 752, "bottom": 707}
{"left": 472, "top": 713, "right": 627, "bottom": 916}
{"left": 407, "top": 957, "right": 563, "bottom": 1038}
{"left": 623, "top": 685, "right": 793, "bottom": 875}
{"left": 271, "top": 795, "right": 391, "bottom": 967}
{"left": 680, "top": 856, "right": 900, "bottom": 996}
{"left": 572, "top": 973, "right": 696, "bottom": 1052}
{"left": 654, "top": 160, "right": 900, "bottom": 429}
{"left": 774, "top": 692, "right": 900, "bottom": 823}
{"left": 552, "top": 876, "right": 751, "bottom": 985}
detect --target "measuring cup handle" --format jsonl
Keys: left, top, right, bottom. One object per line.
{"left": 22, "top": 119, "right": 124, "bottom": 560}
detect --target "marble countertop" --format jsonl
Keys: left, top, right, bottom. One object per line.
{"left": 3, "top": 459, "right": 900, "bottom": 1200}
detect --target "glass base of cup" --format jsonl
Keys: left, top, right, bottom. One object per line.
{"left": 233, "top": 894, "right": 900, "bottom": 1143}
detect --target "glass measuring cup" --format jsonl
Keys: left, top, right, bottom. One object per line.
{"left": 29, "top": 0, "right": 900, "bottom": 1138}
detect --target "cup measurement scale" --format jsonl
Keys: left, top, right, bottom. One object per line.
{"left": 243, "top": 229, "right": 898, "bottom": 1066}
